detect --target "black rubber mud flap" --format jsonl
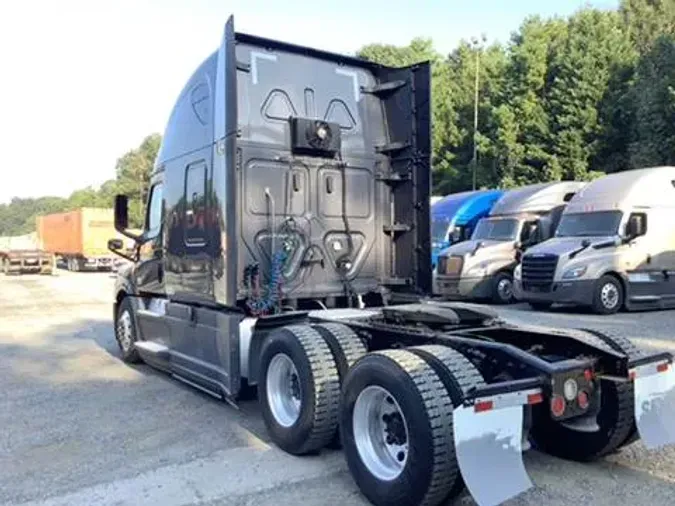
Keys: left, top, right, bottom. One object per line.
{"left": 258, "top": 325, "right": 340, "bottom": 455}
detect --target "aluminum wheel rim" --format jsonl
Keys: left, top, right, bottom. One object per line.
{"left": 498, "top": 278, "right": 513, "bottom": 301}
{"left": 353, "top": 385, "right": 409, "bottom": 481}
{"left": 600, "top": 282, "right": 619, "bottom": 309}
{"left": 116, "top": 310, "right": 133, "bottom": 351}
{"left": 266, "top": 353, "right": 302, "bottom": 428}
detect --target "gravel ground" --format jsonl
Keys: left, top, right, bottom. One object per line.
{"left": 1, "top": 271, "right": 674, "bottom": 506}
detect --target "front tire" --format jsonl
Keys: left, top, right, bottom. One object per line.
{"left": 258, "top": 325, "right": 341, "bottom": 455}
{"left": 591, "top": 274, "right": 624, "bottom": 314}
{"left": 492, "top": 271, "right": 514, "bottom": 304}
{"left": 340, "top": 348, "right": 472, "bottom": 506}
{"left": 114, "top": 297, "right": 141, "bottom": 363}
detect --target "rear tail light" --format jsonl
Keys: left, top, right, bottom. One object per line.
{"left": 550, "top": 395, "right": 566, "bottom": 418}
{"left": 577, "top": 391, "right": 589, "bottom": 410}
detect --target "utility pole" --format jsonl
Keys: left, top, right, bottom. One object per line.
{"left": 471, "top": 35, "right": 487, "bottom": 191}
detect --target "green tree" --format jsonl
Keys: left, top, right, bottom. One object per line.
{"left": 113, "top": 133, "right": 161, "bottom": 227}
{"left": 493, "top": 16, "right": 568, "bottom": 186}
{"left": 547, "top": 9, "right": 635, "bottom": 180}
{"left": 629, "top": 34, "right": 675, "bottom": 167}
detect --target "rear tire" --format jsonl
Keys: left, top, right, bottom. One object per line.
{"left": 407, "top": 345, "right": 488, "bottom": 502}
{"left": 340, "top": 349, "right": 466, "bottom": 506}
{"left": 258, "top": 325, "right": 341, "bottom": 455}
{"left": 114, "top": 297, "right": 142, "bottom": 364}
{"left": 530, "top": 329, "right": 641, "bottom": 461}
{"left": 312, "top": 323, "right": 367, "bottom": 449}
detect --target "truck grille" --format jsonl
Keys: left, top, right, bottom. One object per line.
{"left": 438, "top": 255, "right": 463, "bottom": 276}
{"left": 521, "top": 254, "right": 558, "bottom": 292}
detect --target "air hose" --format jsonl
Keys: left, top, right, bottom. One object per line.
{"left": 245, "top": 247, "right": 288, "bottom": 316}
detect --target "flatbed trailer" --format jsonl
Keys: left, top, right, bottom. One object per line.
{"left": 107, "top": 15, "right": 675, "bottom": 506}
{"left": 1, "top": 248, "right": 55, "bottom": 275}
{"left": 0, "top": 234, "right": 55, "bottom": 275}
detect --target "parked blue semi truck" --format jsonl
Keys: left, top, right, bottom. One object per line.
{"left": 431, "top": 189, "right": 504, "bottom": 269}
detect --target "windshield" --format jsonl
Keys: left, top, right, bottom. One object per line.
{"left": 431, "top": 217, "right": 451, "bottom": 242}
{"left": 472, "top": 218, "right": 519, "bottom": 241}
{"left": 556, "top": 211, "right": 623, "bottom": 237}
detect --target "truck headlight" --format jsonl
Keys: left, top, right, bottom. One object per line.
{"left": 514, "top": 264, "right": 522, "bottom": 281}
{"left": 562, "top": 265, "right": 587, "bottom": 280}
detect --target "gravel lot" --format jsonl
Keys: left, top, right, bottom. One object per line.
{"left": 1, "top": 271, "right": 674, "bottom": 506}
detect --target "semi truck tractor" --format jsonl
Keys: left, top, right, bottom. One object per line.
{"left": 434, "top": 181, "right": 585, "bottom": 304}
{"left": 431, "top": 189, "right": 504, "bottom": 269}
{"left": 0, "top": 233, "right": 55, "bottom": 275}
{"left": 515, "top": 166, "right": 675, "bottom": 314}
{"left": 37, "top": 208, "right": 116, "bottom": 271}
{"left": 107, "top": 16, "right": 675, "bottom": 506}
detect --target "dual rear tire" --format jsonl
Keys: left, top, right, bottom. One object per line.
{"left": 258, "top": 323, "right": 486, "bottom": 506}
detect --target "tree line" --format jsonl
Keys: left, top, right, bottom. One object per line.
{"left": 359, "top": 0, "right": 675, "bottom": 193}
{"left": 0, "top": 134, "right": 160, "bottom": 235}
{"left": 2, "top": 0, "right": 673, "bottom": 236}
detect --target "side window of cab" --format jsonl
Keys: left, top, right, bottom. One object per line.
{"left": 146, "top": 183, "right": 164, "bottom": 239}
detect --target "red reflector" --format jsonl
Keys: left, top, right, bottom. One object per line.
{"left": 577, "top": 391, "right": 589, "bottom": 410}
{"left": 550, "top": 395, "right": 566, "bottom": 418}
{"left": 584, "top": 369, "right": 593, "bottom": 381}
{"left": 474, "top": 400, "right": 494, "bottom": 413}
{"left": 527, "top": 393, "right": 543, "bottom": 405}
{"left": 629, "top": 370, "right": 636, "bottom": 380}
{"left": 657, "top": 363, "right": 670, "bottom": 373}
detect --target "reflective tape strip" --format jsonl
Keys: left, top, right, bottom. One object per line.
{"left": 469, "top": 388, "right": 544, "bottom": 412}
{"left": 630, "top": 360, "right": 671, "bottom": 380}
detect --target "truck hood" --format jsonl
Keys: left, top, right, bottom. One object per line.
{"left": 440, "top": 239, "right": 513, "bottom": 259}
{"left": 524, "top": 236, "right": 616, "bottom": 259}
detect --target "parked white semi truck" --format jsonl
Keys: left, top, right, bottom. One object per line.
{"left": 435, "top": 182, "right": 585, "bottom": 304}
{"left": 106, "top": 16, "right": 675, "bottom": 506}
{"left": 515, "top": 166, "right": 675, "bottom": 314}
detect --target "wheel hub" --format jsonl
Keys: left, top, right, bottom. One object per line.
{"left": 600, "top": 283, "right": 618, "bottom": 309}
{"left": 116, "top": 310, "right": 133, "bottom": 351}
{"left": 353, "top": 386, "right": 409, "bottom": 481}
{"left": 498, "top": 278, "right": 513, "bottom": 300}
{"left": 267, "top": 353, "right": 302, "bottom": 428}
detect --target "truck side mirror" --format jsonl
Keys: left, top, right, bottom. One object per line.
{"left": 114, "top": 195, "right": 129, "bottom": 232}
{"left": 449, "top": 227, "right": 462, "bottom": 244}
{"left": 625, "top": 213, "right": 647, "bottom": 241}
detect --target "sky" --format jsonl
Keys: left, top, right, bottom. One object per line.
{"left": 0, "top": 0, "right": 618, "bottom": 204}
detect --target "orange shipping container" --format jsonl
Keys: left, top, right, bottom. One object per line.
{"left": 36, "top": 208, "right": 117, "bottom": 257}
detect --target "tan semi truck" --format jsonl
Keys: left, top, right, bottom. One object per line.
{"left": 514, "top": 166, "right": 675, "bottom": 314}
{"left": 435, "top": 181, "right": 586, "bottom": 303}
{"left": 37, "top": 208, "right": 117, "bottom": 271}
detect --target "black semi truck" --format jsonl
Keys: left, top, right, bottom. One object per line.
{"left": 108, "top": 16, "right": 675, "bottom": 506}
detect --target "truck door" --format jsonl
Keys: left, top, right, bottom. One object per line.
{"left": 135, "top": 180, "right": 165, "bottom": 296}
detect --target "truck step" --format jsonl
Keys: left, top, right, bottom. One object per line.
{"left": 134, "top": 341, "right": 170, "bottom": 359}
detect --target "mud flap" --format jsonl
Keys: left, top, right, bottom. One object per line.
{"left": 453, "top": 388, "right": 542, "bottom": 506}
{"left": 632, "top": 360, "right": 675, "bottom": 449}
